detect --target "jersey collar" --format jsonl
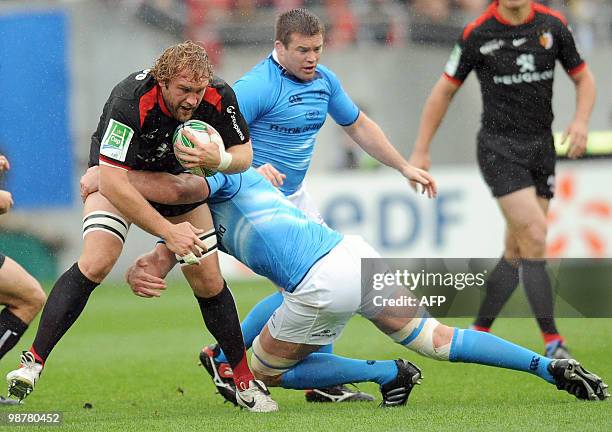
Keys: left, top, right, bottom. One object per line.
{"left": 492, "top": 0, "right": 535, "bottom": 26}
{"left": 156, "top": 84, "right": 172, "bottom": 117}
{"left": 269, "top": 50, "right": 320, "bottom": 83}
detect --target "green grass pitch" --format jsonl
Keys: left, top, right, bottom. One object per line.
{"left": 1, "top": 279, "right": 610, "bottom": 431}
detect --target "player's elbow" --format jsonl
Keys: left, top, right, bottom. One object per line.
{"left": 172, "top": 175, "right": 208, "bottom": 204}
{"left": 435, "top": 76, "right": 460, "bottom": 100}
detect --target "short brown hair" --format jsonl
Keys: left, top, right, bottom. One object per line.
{"left": 275, "top": 8, "right": 325, "bottom": 47}
{"left": 150, "top": 41, "right": 213, "bottom": 84}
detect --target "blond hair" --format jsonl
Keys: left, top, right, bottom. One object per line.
{"left": 151, "top": 41, "right": 213, "bottom": 84}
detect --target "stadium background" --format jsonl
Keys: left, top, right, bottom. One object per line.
{"left": 0, "top": 2, "right": 610, "bottom": 429}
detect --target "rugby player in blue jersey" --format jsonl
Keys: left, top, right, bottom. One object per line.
{"left": 110, "top": 168, "right": 607, "bottom": 408}
{"left": 208, "top": 8, "right": 429, "bottom": 402}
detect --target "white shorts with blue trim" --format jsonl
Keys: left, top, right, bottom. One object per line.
{"left": 267, "top": 235, "right": 380, "bottom": 345}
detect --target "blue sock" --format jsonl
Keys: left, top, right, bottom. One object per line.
{"left": 280, "top": 353, "right": 398, "bottom": 389}
{"left": 317, "top": 344, "right": 333, "bottom": 354}
{"left": 450, "top": 328, "right": 554, "bottom": 383}
{"left": 215, "top": 291, "right": 334, "bottom": 363}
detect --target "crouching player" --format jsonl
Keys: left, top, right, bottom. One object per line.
{"left": 110, "top": 167, "right": 608, "bottom": 406}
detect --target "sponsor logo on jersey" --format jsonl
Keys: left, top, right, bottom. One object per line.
{"left": 100, "top": 119, "right": 134, "bottom": 162}
{"left": 269, "top": 122, "right": 324, "bottom": 134}
{"left": 479, "top": 39, "right": 505, "bottom": 55}
{"left": 539, "top": 31, "right": 553, "bottom": 49}
{"left": 516, "top": 54, "right": 536, "bottom": 72}
{"left": 142, "top": 128, "right": 158, "bottom": 140}
{"left": 288, "top": 94, "right": 303, "bottom": 104}
{"left": 493, "top": 69, "right": 553, "bottom": 85}
{"left": 226, "top": 106, "right": 245, "bottom": 141}
{"left": 305, "top": 110, "right": 319, "bottom": 120}
{"left": 493, "top": 53, "right": 554, "bottom": 85}
{"left": 155, "top": 142, "right": 170, "bottom": 158}
{"left": 444, "top": 44, "right": 462, "bottom": 76}
{"left": 512, "top": 37, "right": 528, "bottom": 47}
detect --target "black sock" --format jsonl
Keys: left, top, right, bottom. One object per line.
{"left": 0, "top": 308, "right": 28, "bottom": 360}
{"left": 32, "top": 263, "right": 99, "bottom": 362}
{"left": 195, "top": 281, "right": 248, "bottom": 371}
{"left": 473, "top": 258, "right": 520, "bottom": 329}
{"left": 521, "top": 259, "right": 559, "bottom": 335}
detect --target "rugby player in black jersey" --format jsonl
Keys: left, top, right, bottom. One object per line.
{"left": 6, "top": 42, "right": 277, "bottom": 411}
{"left": 408, "top": 0, "right": 596, "bottom": 358}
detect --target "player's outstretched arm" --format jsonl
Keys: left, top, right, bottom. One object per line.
{"left": 128, "top": 171, "right": 209, "bottom": 205}
{"left": 126, "top": 244, "right": 177, "bottom": 298}
{"left": 80, "top": 165, "right": 209, "bottom": 205}
{"left": 563, "top": 65, "right": 596, "bottom": 159}
{"left": 342, "top": 112, "right": 409, "bottom": 173}
{"left": 343, "top": 112, "right": 436, "bottom": 197}
{"left": 409, "top": 76, "right": 461, "bottom": 171}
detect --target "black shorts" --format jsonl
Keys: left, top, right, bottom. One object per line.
{"left": 150, "top": 200, "right": 207, "bottom": 218}
{"left": 477, "top": 131, "right": 556, "bottom": 199}
{"left": 0, "top": 253, "right": 5, "bottom": 270}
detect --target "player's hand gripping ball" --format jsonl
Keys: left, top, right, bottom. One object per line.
{"left": 173, "top": 120, "right": 225, "bottom": 177}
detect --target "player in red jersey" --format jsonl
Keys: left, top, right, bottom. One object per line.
{"left": 6, "top": 42, "right": 276, "bottom": 411}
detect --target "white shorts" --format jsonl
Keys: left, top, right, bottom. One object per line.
{"left": 287, "top": 182, "right": 327, "bottom": 226}
{"left": 267, "top": 235, "right": 381, "bottom": 345}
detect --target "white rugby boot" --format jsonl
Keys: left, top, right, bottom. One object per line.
{"left": 6, "top": 351, "right": 43, "bottom": 401}
{"left": 235, "top": 380, "right": 279, "bottom": 412}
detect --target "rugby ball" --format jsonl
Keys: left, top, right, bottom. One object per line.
{"left": 173, "top": 119, "right": 225, "bottom": 177}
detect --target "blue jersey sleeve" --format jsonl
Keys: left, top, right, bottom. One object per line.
{"left": 320, "top": 65, "right": 360, "bottom": 127}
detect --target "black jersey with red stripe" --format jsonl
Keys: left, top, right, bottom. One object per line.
{"left": 443, "top": 1, "right": 584, "bottom": 136}
{"left": 89, "top": 69, "right": 250, "bottom": 172}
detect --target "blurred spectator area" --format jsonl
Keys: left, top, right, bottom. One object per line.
{"left": 135, "top": 0, "right": 405, "bottom": 55}
{"left": 133, "top": 0, "right": 612, "bottom": 55}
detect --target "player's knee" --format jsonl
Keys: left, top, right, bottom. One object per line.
{"left": 432, "top": 323, "right": 454, "bottom": 348}
{"left": 28, "top": 280, "right": 47, "bottom": 313}
{"left": 251, "top": 336, "right": 298, "bottom": 387}
{"left": 188, "top": 272, "right": 224, "bottom": 298}
{"left": 8, "top": 276, "right": 46, "bottom": 323}
{"left": 503, "top": 237, "right": 521, "bottom": 261}
{"left": 526, "top": 222, "right": 547, "bottom": 247}
{"left": 389, "top": 317, "right": 452, "bottom": 361}
{"left": 517, "top": 222, "right": 547, "bottom": 257}
{"left": 78, "top": 254, "right": 117, "bottom": 283}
